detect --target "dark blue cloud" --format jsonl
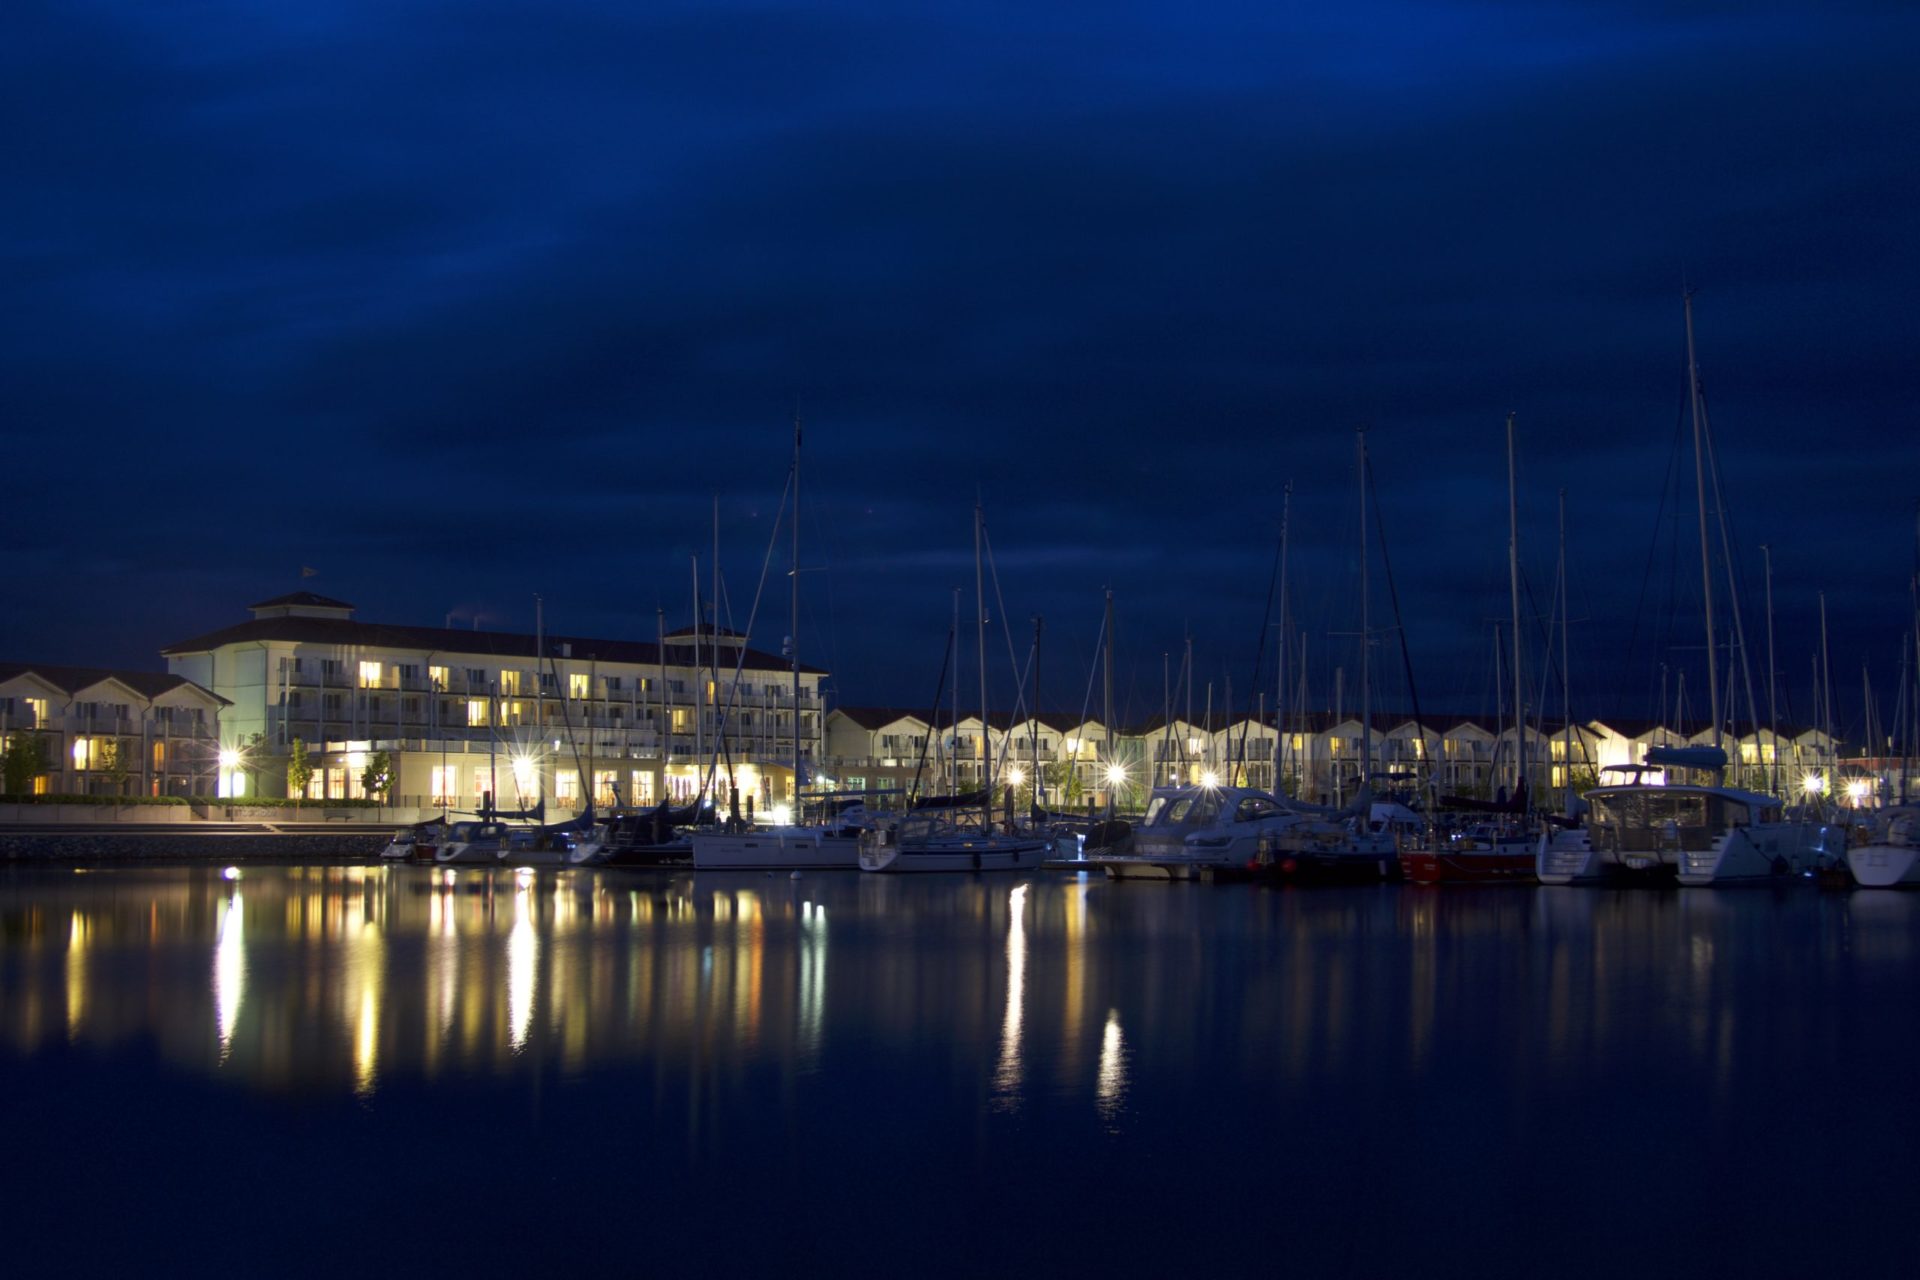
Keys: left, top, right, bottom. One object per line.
{"left": 3, "top": 0, "right": 1915, "bottom": 743}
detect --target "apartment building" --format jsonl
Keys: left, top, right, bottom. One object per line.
{"left": 160, "top": 593, "right": 826, "bottom": 812}
{"left": 0, "top": 663, "right": 226, "bottom": 796}
{"left": 825, "top": 706, "right": 1841, "bottom": 809}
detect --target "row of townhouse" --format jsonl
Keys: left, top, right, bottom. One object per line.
{"left": 822, "top": 706, "right": 1850, "bottom": 810}
{"left": 155, "top": 593, "right": 827, "bottom": 812}
{"left": 0, "top": 664, "right": 227, "bottom": 796}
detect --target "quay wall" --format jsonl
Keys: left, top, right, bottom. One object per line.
{"left": 1, "top": 832, "right": 389, "bottom": 862}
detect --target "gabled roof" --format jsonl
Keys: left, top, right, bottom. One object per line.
{"left": 0, "top": 663, "right": 227, "bottom": 705}
{"left": 832, "top": 706, "right": 932, "bottom": 731}
{"left": 159, "top": 616, "right": 826, "bottom": 676}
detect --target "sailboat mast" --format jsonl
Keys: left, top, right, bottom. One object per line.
{"left": 950, "top": 587, "right": 960, "bottom": 799}
{"left": 791, "top": 417, "right": 802, "bottom": 809}
{"left": 1684, "top": 290, "right": 1722, "bottom": 751}
{"left": 1820, "top": 589, "right": 1834, "bottom": 786}
{"left": 975, "top": 500, "right": 990, "bottom": 827}
{"left": 1357, "top": 427, "right": 1372, "bottom": 795}
{"left": 1507, "top": 412, "right": 1525, "bottom": 807}
{"left": 1103, "top": 588, "right": 1115, "bottom": 817}
{"left": 1032, "top": 614, "right": 1043, "bottom": 817}
{"left": 1559, "top": 488, "right": 1572, "bottom": 811}
{"left": 702, "top": 552, "right": 710, "bottom": 771}
{"left": 1278, "top": 480, "right": 1292, "bottom": 792}
{"left": 1761, "top": 544, "right": 1779, "bottom": 795}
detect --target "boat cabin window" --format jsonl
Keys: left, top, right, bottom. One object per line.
{"left": 1145, "top": 794, "right": 1221, "bottom": 827}
{"left": 1588, "top": 791, "right": 1749, "bottom": 852}
{"left": 1235, "top": 796, "right": 1279, "bottom": 822}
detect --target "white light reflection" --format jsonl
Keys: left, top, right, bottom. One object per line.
{"left": 1096, "top": 1008, "right": 1128, "bottom": 1125}
{"left": 213, "top": 891, "right": 245, "bottom": 1061}
{"left": 992, "top": 883, "right": 1028, "bottom": 1108}
{"left": 507, "top": 878, "right": 538, "bottom": 1052}
{"left": 798, "top": 899, "right": 827, "bottom": 1058}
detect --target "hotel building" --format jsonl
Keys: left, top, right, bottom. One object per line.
{"left": 159, "top": 593, "right": 826, "bottom": 812}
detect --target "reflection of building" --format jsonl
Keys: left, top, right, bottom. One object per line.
{"left": 0, "top": 662, "right": 226, "bottom": 796}
{"left": 159, "top": 593, "right": 827, "bottom": 811}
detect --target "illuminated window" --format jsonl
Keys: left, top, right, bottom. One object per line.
{"left": 499, "top": 670, "right": 522, "bottom": 695}
{"left": 359, "top": 661, "right": 383, "bottom": 689}
{"left": 672, "top": 709, "right": 690, "bottom": 732}
{"left": 26, "top": 698, "right": 48, "bottom": 728}
{"left": 569, "top": 673, "right": 589, "bottom": 699}
{"left": 72, "top": 736, "right": 98, "bottom": 770}
{"left": 466, "top": 700, "right": 488, "bottom": 726}
{"left": 556, "top": 769, "right": 581, "bottom": 802}
{"left": 593, "top": 770, "right": 618, "bottom": 805}
{"left": 429, "top": 666, "right": 449, "bottom": 690}
{"left": 630, "top": 770, "right": 653, "bottom": 806}
{"left": 430, "top": 766, "right": 457, "bottom": 806}
{"left": 500, "top": 700, "right": 526, "bottom": 726}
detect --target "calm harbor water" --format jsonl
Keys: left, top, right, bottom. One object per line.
{"left": 2, "top": 862, "right": 1915, "bottom": 1276}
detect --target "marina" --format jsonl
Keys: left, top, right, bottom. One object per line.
{"left": 3, "top": 860, "right": 1915, "bottom": 1275}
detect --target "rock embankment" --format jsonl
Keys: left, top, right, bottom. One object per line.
{"left": 1, "top": 832, "right": 389, "bottom": 862}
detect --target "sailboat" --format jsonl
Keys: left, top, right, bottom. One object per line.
{"left": 692, "top": 419, "right": 866, "bottom": 870}
{"left": 1403, "top": 413, "right": 1539, "bottom": 885}
{"left": 1847, "top": 550, "right": 1920, "bottom": 887}
{"left": 1537, "top": 293, "right": 1840, "bottom": 885}
{"left": 859, "top": 501, "right": 1050, "bottom": 873}
{"left": 1253, "top": 428, "right": 1405, "bottom": 884}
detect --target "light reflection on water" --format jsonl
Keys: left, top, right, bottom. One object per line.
{"left": 0, "top": 865, "right": 1916, "bottom": 1121}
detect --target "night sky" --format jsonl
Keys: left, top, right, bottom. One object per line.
{"left": 6, "top": 2, "right": 1917, "bottom": 740}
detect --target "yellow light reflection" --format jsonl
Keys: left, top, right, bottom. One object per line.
{"left": 992, "top": 883, "right": 1028, "bottom": 1107}
{"left": 66, "top": 912, "right": 87, "bottom": 1040}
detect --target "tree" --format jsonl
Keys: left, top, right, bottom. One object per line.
{"left": 100, "top": 737, "right": 132, "bottom": 797}
{"left": 361, "top": 749, "right": 394, "bottom": 804}
{"left": 243, "top": 732, "right": 267, "bottom": 797}
{"left": 1044, "top": 758, "right": 1085, "bottom": 809}
{"left": 2, "top": 733, "right": 47, "bottom": 797}
{"left": 286, "top": 738, "right": 313, "bottom": 811}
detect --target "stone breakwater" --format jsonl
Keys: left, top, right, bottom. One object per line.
{"left": 1, "top": 832, "right": 389, "bottom": 862}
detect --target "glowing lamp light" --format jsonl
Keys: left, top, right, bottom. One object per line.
{"left": 1006, "top": 766, "right": 1026, "bottom": 787}
{"left": 217, "top": 749, "right": 240, "bottom": 770}
{"left": 1201, "top": 770, "right": 1220, "bottom": 789}
{"left": 769, "top": 803, "right": 793, "bottom": 826}
{"left": 222, "top": 866, "right": 241, "bottom": 881}
{"left": 1104, "top": 764, "right": 1127, "bottom": 788}
{"left": 1802, "top": 773, "right": 1826, "bottom": 797}
{"left": 1845, "top": 779, "right": 1870, "bottom": 805}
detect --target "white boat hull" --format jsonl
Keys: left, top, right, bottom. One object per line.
{"left": 1847, "top": 843, "right": 1920, "bottom": 888}
{"left": 859, "top": 837, "right": 1050, "bottom": 873}
{"left": 1676, "top": 823, "right": 1838, "bottom": 886}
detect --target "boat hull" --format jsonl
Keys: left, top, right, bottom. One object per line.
{"left": 692, "top": 831, "right": 861, "bottom": 870}
{"left": 1400, "top": 848, "right": 1536, "bottom": 885}
{"left": 1846, "top": 843, "right": 1920, "bottom": 888}
{"left": 859, "top": 838, "right": 1051, "bottom": 873}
